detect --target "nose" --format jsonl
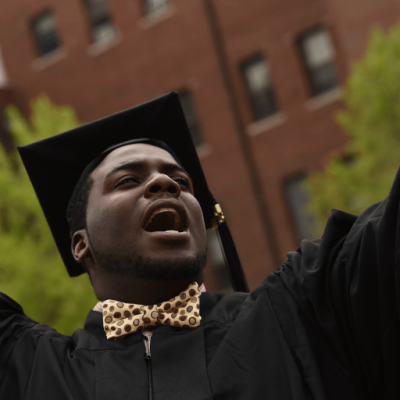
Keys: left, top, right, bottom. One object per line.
{"left": 144, "top": 174, "right": 181, "bottom": 198}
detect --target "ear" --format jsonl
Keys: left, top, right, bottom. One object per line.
{"left": 71, "top": 229, "right": 91, "bottom": 264}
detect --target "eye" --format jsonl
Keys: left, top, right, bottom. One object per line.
{"left": 116, "top": 176, "right": 140, "bottom": 187}
{"left": 173, "top": 177, "right": 190, "bottom": 188}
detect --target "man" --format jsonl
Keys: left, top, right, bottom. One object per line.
{"left": 0, "top": 92, "right": 399, "bottom": 399}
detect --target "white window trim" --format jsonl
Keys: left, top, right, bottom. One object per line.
{"left": 246, "top": 112, "right": 287, "bottom": 137}
{"left": 0, "top": 45, "right": 8, "bottom": 88}
{"left": 87, "top": 31, "right": 122, "bottom": 57}
{"left": 305, "top": 87, "right": 342, "bottom": 111}
{"left": 32, "top": 47, "right": 67, "bottom": 71}
{"left": 138, "top": 3, "right": 175, "bottom": 29}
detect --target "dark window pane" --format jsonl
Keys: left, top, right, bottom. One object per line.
{"left": 241, "top": 56, "right": 278, "bottom": 121}
{"left": 0, "top": 47, "right": 7, "bottom": 87}
{"left": 31, "top": 12, "right": 60, "bottom": 56}
{"left": 285, "top": 175, "right": 318, "bottom": 242}
{"left": 299, "top": 28, "right": 339, "bottom": 96}
{"left": 143, "top": 0, "right": 169, "bottom": 16}
{"left": 0, "top": 109, "right": 12, "bottom": 153}
{"left": 206, "top": 229, "right": 232, "bottom": 292}
{"left": 178, "top": 91, "right": 203, "bottom": 148}
{"left": 83, "top": 0, "right": 115, "bottom": 44}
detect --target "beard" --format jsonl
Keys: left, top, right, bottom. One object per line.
{"left": 89, "top": 237, "right": 207, "bottom": 281}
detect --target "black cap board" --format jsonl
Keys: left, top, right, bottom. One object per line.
{"left": 18, "top": 92, "right": 249, "bottom": 292}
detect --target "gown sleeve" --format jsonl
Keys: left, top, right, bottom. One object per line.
{"left": 0, "top": 292, "right": 38, "bottom": 385}
{"left": 267, "top": 167, "right": 400, "bottom": 399}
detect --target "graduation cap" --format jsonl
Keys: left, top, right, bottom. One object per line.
{"left": 18, "top": 92, "right": 249, "bottom": 292}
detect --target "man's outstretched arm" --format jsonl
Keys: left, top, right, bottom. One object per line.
{"left": 265, "top": 167, "right": 400, "bottom": 399}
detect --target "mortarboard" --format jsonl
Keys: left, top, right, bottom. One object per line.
{"left": 18, "top": 92, "right": 249, "bottom": 292}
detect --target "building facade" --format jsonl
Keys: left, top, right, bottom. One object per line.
{"left": 0, "top": 0, "right": 399, "bottom": 291}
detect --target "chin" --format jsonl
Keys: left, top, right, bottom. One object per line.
{"left": 134, "top": 252, "right": 207, "bottom": 281}
{"left": 93, "top": 244, "right": 207, "bottom": 281}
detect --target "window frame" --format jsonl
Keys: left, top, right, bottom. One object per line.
{"left": 31, "top": 10, "right": 61, "bottom": 57}
{"left": 240, "top": 54, "right": 279, "bottom": 122}
{"left": 142, "top": 0, "right": 169, "bottom": 17}
{"left": 177, "top": 89, "right": 204, "bottom": 149}
{"left": 82, "top": 0, "right": 115, "bottom": 44}
{"left": 284, "top": 173, "right": 318, "bottom": 242}
{"left": 298, "top": 26, "right": 339, "bottom": 97}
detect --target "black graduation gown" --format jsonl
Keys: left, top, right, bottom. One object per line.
{"left": 2, "top": 168, "right": 400, "bottom": 400}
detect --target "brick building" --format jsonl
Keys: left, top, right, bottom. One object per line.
{"left": 0, "top": 0, "right": 398, "bottom": 291}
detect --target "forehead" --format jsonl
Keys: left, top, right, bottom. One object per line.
{"left": 91, "top": 143, "right": 179, "bottom": 178}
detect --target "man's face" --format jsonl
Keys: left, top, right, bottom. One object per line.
{"left": 85, "top": 143, "right": 207, "bottom": 279}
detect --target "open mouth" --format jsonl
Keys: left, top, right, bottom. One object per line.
{"left": 143, "top": 207, "right": 185, "bottom": 233}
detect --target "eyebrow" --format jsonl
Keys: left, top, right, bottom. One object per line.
{"left": 162, "top": 162, "right": 190, "bottom": 177}
{"left": 105, "top": 161, "right": 190, "bottom": 181}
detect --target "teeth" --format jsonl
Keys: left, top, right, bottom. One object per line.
{"left": 165, "top": 230, "right": 179, "bottom": 233}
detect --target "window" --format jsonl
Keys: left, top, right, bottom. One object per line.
{"left": 0, "top": 46, "right": 7, "bottom": 87}
{"left": 31, "top": 11, "right": 60, "bottom": 57}
{"left": 241, "top": 55, "right": 278, "bottom": 121}
{"left": 285, "top": 175, "right": 318, "bottom": 241}
{"left": 0, "top": 108, "right": 12, "bottom": 153}
{"left": 83, "top": 0, "right": 115, "bottom": 44}
{"left": 178, "top": 91, "right": 203, "bottom": 148}
{"left": 206, "top": 229, "right": 232, "bottom": 292}
{"left": 143, "top": 0, "right": 169, "bottom": 16}
{"left": 299, "top": 27, "right": 339, "bottom": 96}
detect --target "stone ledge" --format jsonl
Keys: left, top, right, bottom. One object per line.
{"left": 87, "top": 32, "right": 122, "bottom": 57}
{"left": 138, "top": 5, "right": 176, "bottom": 29}
{"left": 305, "top": 87, "right": 342, "bottom": 111}
{"left": 32, "top": 48, "right": 67, "bottom": 71}
{"left": 246, "top": 113, "right": 287, "bottom": 137}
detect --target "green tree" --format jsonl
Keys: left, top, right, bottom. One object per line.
{"left": 0, "top": 96, "right": 97, "bottom": 335}
{"left": 305, "top": 24, "right": 400, "bottom": 236}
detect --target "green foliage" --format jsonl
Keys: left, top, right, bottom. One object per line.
{"left": 305, "top": 24, "right": 400, "bottom": 236}
{"left": 0, "top": 96, "right": 97, "bottom": 335}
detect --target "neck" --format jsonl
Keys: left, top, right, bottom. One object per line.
{"left": 90, "top": 272, "right": 205, "bottom": 305}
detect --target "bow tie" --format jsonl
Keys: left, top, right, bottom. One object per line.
{"left": 102, "top": 282, "right": 202, "bottom": 340}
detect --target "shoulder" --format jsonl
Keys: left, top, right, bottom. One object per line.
{"left": 0, "top": 293, "right": 39, "bottom": 380}
{"left": 0, "top": 292, "right": 37, "bottom": 333}
{"left": 0, "top": 292, "right": 69, "bottom": 344}
{"left": 200, "top": 290, "right": 264, "bottom": 325}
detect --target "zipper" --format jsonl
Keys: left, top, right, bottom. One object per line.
{"left": 143, "top": 332, "right": 154, "bottom": 400}
{"left": 145, "top": 351, "right": 153, "bottom": 400}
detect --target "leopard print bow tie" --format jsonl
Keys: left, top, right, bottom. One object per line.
{"left": 102, "top": 282, "right": 201, "bottom": 340}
